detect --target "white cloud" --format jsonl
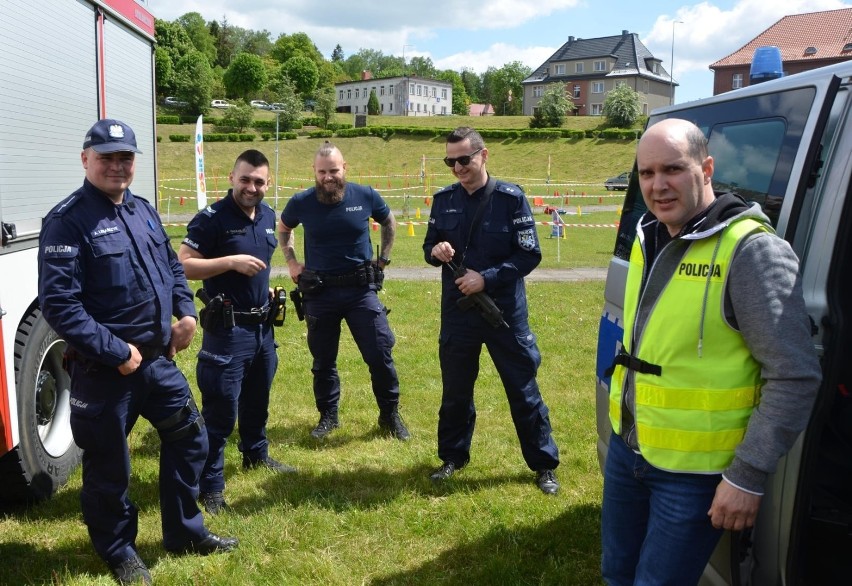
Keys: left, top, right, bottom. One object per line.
{"left": 645, "top": 0, "right": 851, "bottom": 79}
{"left": 433, "top": 44, "right": 556, "bottom": 73}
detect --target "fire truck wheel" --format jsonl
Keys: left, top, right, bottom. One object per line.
{"left": 8, "top": 308, "right": 82, "bottom": 501}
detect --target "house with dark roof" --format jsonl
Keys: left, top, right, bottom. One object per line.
{"left": 522, "top": 30, "right": 673, "bottom": 117}
{"left": 710, "top": 8, "right": 852, "bottom": 95}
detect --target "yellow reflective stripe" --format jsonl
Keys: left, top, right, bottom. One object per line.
{"left": 638, "top": 444, "right": 736, "bottom": 473}
{"left": 636, "top": 384, "right": 759, "bottom": 411}
{"left": 638, "top": 423, "right": 746, "bottom": 453}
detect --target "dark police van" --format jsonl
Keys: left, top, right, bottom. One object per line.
{"left": 595, "top": 59, "right": 852, "bottom": 585}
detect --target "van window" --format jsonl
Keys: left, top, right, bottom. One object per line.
{"left": 612, "top": 86, "right": 818, "bottom": 260}
{"left": 709, "top": 119, "right": 787, "bottom": 224}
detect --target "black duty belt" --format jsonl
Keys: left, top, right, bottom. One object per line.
{"left": 137, "top": 345, "right": 166, "bottom": 361}
{"left": 604, "top": 350, "right": 662, "bottom": 377}
{"left": 233, "top": 306, "right": 270, "bottom": 325}
{"left": 319, "top": 272, "right": 364, "bottom": 287}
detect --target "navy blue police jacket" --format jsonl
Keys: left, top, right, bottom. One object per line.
{"left": 182, "top": 191, "right": 277, "bottom": 310}
{"left": 38, "top": 179, "right": 197, "bottom": 367}
{"left": 422, "top": 176, "right": 541, "bottom": 325}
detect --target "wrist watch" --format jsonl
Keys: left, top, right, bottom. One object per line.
{"left": 379, "top": 256, "right": 391, "bottom": 266}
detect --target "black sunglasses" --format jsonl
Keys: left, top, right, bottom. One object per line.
{"left": 443, "top": 148, "right": 483, "bottom": 167}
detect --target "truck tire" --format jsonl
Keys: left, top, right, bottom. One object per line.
{"left": 0, "top": 308, "right": 81, "bottom": 502}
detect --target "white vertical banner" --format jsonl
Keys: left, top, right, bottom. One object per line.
{"left": 195, "top": 115, "right": 207, "bottom": 210}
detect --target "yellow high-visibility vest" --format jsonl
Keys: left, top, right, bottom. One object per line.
{"left": 610, "top": 218, "right": 768, "bottom": 473}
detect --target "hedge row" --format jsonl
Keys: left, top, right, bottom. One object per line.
{"left": 168, "top": 133, "right": 255, "bottom": 142}
{"left": 328, "top": 126, "right": 640, "bottom": 140}
{"left": 260, "top": 132, "right": 299, "bottom": 140}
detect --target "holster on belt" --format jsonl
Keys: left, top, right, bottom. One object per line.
{"left": 196, "top": 288, "right": 229, "bottom": 330}
{"left": 297, "top": 270, "right": 324, "bottom": 293}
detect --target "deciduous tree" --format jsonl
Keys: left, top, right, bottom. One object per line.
{"left": 223, "top": 52, "right": 267, "bottom": 99}
{"left": 603, "top": 83, "right": 642, "bottom": 128}
{"left": 529, "top": 83, "right": 574, "bottom": 128}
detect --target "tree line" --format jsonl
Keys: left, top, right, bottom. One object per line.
{"left": 156, "top": 12, "right": 641, "bottom": 129}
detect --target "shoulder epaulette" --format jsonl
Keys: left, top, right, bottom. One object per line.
{"left": 50, "top": 192, "right": 83, "bottom": 216}
{"left": 494, "top": 181, "right": 524, "bottom": 197}
{"left": 432, "top": 183, "right": 457, "bottom": 197}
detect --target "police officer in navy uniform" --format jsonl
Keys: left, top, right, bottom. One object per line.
{"left": 179, "top": 149, "right": 295, "bottom": 516}
{"left": 423, "top": 126, "right": 560, "bottom": 495}
{"left": 38, "top": 119, "right": 237, "bottom": 586}
{"left": 278, "top": 142, "right": 410, "bottom": 441}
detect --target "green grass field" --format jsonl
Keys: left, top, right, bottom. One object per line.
{"left": 155, "top": 116, "right": 637, "bottom": 218}
{"left": 0, "top": 278, "right": 606, "bottom": 585}
{"left": 0, "top": 117, "right": 627, "bottom": 585}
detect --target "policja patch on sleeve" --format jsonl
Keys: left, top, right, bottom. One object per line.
{"left": 518, "top": 228, "right": 537, "bottom": 251}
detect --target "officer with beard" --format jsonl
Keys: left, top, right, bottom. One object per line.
{"left": 278, "top": 142, "right": 410, "bottom": 441}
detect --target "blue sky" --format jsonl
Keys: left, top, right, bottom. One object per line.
{"left": 146, "top": 0, "right": 851, "bottom": 105}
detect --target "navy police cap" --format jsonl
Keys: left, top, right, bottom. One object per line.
{"left": 83, "top": 119, "right": 142, "bottom": 154}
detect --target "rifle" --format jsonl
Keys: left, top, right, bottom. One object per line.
{"left": 446, "top": 261, "right": 509, "bottom": 329}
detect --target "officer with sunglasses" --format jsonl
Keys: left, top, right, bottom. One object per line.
{"left": 423, "top": 126, "right": 560, "bottom": 495}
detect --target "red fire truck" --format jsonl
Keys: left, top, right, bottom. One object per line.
{"left": 0, "top": 0, "right": 158, "bottom": 502}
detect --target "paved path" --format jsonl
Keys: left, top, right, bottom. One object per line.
{"left": 270, "top": 265, "right": 607, "bottom": 281}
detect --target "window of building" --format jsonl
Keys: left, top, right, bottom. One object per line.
{"left": 417, "top": 103, "right": 421, "bottom": 112}
{"left": 592, "top": 82, "right": 604, "bottom": 93}
{"left": 432, "top": 105, "right": 435, "bottom": 113}
{"left": 417, "top": 85, "right": 422, "bottom": 96}
{"left": 389, "top": 103, "right": 393, "bottom": 112}
{"left": 594, "top": 60, "right": 606, "bottom": 72}
{"left": 339, "top": 90, "right": 344, "bottom": 100}
{"left": 732, "top": 73, "right": 743, "bottom": 89}
{"left": 533, "top": 86, "right": 543, "bottom": 97}
{"left": 442, "top": 89, "right": 447, "bottom": 99}
{"left": 441, "top": 106, "right": 447, "bottom": 114}
{"left": 573, "top": 85, "right": 581, "bottom": 99}
{"left": 644, "top": 80, "right": 649, "bottom": 92}
{"left": 591, "top": 103, "right": 603, "bottom": 115}
{"left": 354, "top": 105, "right": 358, "bottom": 113}
{"left": 555, "top": 64, "right": 566, "bottom": 75}
{"left": 347, "top": 89, "right": 351, "bottom": 99}
{"left": 355, "top": 88, "right": 360, "bottom": 98}
{"left": 381, "top": 103, "right": 384, "bottom": 112}
{"left": 380, "top": 86, "right": 385, "bottom": 96}
{"left": 409, "top": 83, "right": 414, "bottom": 94}
{"left": 389, "top": 85, "right": 394, "bottom": 95}
{"left": 575, "top": 63, "right": 584, "bottom": 73}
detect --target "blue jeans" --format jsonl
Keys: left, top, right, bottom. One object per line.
{"left": 601, "top": 432, "right": 723, "bottom": 585}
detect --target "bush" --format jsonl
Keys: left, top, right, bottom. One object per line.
{"left": 157, "top": 115, "right": 181, "bottom": 125}
{"left": 261, "top": 132, "right": 298, "bottom": 140}
{"left": 169, "top": 134, "right": 191, "bottom": 142}
{"left": 519, "top": 129, "right": 562, "bottom": 139}
{"left": 308, "top": 129, "right": 334, "bottom": 139}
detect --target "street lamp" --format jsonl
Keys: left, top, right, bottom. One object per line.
{"left": 670, "top": 20, "right": 682, "bottom": 105}
{"left": 403, "top": 44, "right": 414, "bottom": 116}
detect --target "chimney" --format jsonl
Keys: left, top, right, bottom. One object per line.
{"left": 361, "top": 70, "right": 373, "bottom": 80}
{"left": 568, "top": 36, "right": 575, "bottom": 43}
{"left": 622, "top": 30, "right": 629, "bottom": 38}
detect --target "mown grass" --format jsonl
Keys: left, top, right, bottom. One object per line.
{"left": 0, "top": 114, "right": 622, "bottom": 585}
{"left": 0, "top": 278, "right": 606, "bottom": 585}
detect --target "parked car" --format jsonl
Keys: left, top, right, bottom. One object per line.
{"left": 269, "top": 103, "right": 287, "bottom": 111}
{"left": 250, "top": 100, "right": 271, "bottom": 110}
{"left": 164, "top": 96, "right": 188, "bottom": 107}
{"left": 210, "top": 99, "right": 233, "bottom": 109}
{"left": 603, "top": 171, "right": 630, "bottom": 191}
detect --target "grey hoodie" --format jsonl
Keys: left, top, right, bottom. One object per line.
{"left": 622, "top": 192, "right": 821, "bottom": 492}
